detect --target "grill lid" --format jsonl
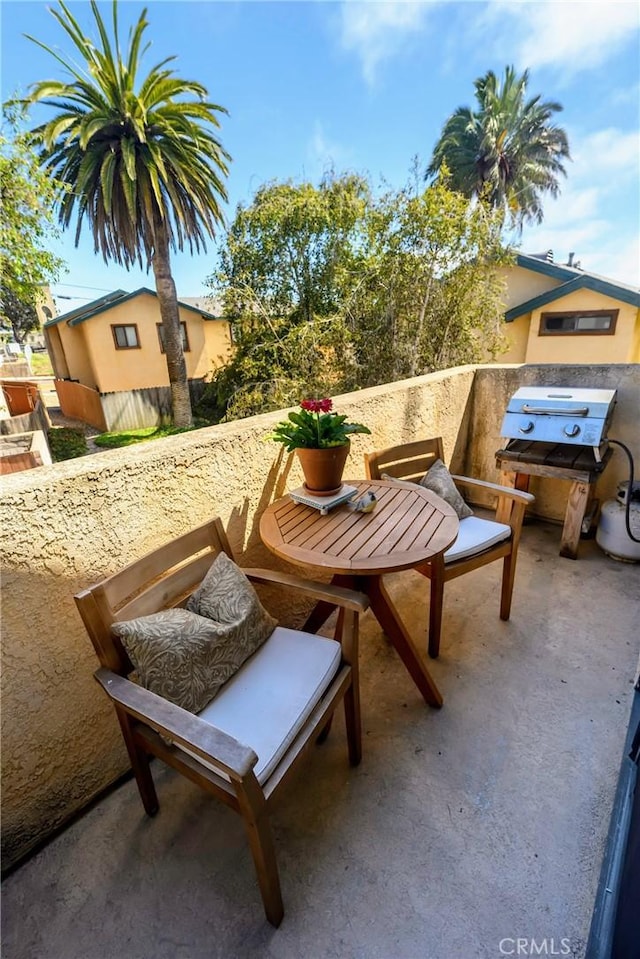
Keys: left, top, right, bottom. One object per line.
{"left": 505, "top": 387, "right": 617, "bottom": 419}
{"left": 500, "top": 386, "right": 617, "bottom": 456}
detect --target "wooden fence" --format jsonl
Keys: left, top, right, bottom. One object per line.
{"left": 99, "top": 380, "right": 207, "bottom": 431}
{"left": 55, "top": 380, "right": 107, "bottom": 432}
{"left": 53, "top": 379, "right": 208, "bottom": 432}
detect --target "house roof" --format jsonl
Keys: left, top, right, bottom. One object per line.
{"left": 44, "top": 288, "right": 223, "bottom": 328}
{"left": 505, "top": 254, "right": 640, "bottom": 322}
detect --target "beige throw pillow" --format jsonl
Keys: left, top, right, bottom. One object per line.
{"left": 419, "top": 459, "right": 473, "bottom": 519}
{"left": 383, "top": 459, "right": 473, "bottom": 520}
{"left": 112, "top": 555, "right": 277, "bottom": 714}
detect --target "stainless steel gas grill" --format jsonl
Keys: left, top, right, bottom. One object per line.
{"left": 500, "top": 387, "right": 617, "bottom": 463}
{"left": 495, "top": 386, "right": 617, "bottom": 558}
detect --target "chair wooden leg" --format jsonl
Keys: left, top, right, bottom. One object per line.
{"left": 428, "top": 563, "right": 445, "bottom": 659}
{"left": 500, "top": 550, "right": 517, "bottom": 621}
{"left": 344, "top": 681, "right": 362, "bottom": 767}
{"left": 237, "top": 776, "right": 284, "bottom": 927}
{"left": 336, "top": 608, "right": 361, "bottom": 765}
{"left": 116, "top": 707, "right": 159, "bottom": 816}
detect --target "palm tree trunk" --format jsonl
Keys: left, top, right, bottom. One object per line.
{"left": 151, "top": 217, "right": 192, "bottom": 428}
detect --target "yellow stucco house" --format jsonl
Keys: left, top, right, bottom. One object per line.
{"left": 44, "top": 288, "right": 231, "bottom": 430}
{"left": 500, "top": 253, "right": 640, "bottom": 364}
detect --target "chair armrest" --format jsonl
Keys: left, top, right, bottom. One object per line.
{"left": 452, "top": 474, "right": 533, "bottom": 533}
{"left": 242, "top": 568, "right": 369, "bottom": 613}
{"left": 94, "top": 667, "right": 257, "bottom": 779}
{"left": 451, "top": 475, "right": 535, "bottom": 505}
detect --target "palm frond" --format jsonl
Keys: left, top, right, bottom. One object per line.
{"left": 24, "top": 0, "right": 230, "bottom": 267}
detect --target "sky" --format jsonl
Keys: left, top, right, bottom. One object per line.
{"left": 1, "top": 0, "right": 639, "bottom": 313}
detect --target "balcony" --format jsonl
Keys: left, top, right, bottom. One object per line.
{"left": 1, "top": 363, "right": 638, "bottom": 957}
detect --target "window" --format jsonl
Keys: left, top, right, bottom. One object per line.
{"left": 111, "top": 324, "right": 140, "bottom": 349}
{"left": 539, "top": 310, "right": 618, "bottom": 336}
{"left": 157, "top": 322, "right": 190, "bottom": 353}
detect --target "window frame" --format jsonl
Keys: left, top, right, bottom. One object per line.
{"left": 111, "top": 324, "right": 141, "bottom": 350}
{"left": 156, "top": 322, "right": 190, "bottom": 353}
{"left": 539, "top": 309, "right": 619, "bottom": 337}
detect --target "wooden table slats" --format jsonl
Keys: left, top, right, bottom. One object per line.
{"left": 262, "top": 479, "right": 458, "bottom": 575}
{"left": 260, "top": 479, "right": 460, "bottom": 706}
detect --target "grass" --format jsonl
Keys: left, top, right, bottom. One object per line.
{"left": 47, "top": 427, "right": 88, "bottom": 461}
{"left": 29, "top": 353, "right": 54, "bottom": 376}
{"left": 93, "top": 425, "right": 196, "bottom": 449}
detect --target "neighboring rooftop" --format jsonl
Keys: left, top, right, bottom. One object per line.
{"left": 44, "top": 288, "right": 223, "bottom": 328}
{"left": 506, "top": 252, "right": 640, "bottom": 323}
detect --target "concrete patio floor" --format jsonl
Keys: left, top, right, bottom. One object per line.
{"left": 2, "top": 520, "right": 638, "bottom": 959}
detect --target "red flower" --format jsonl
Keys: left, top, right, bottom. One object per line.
{"left": 301, "top": 398, "right": 333, "bottom": 413}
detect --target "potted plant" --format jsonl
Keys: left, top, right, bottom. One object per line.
{"left": 271, "top": 398, "right": 371, "bottom": 495}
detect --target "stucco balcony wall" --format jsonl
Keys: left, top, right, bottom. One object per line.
{"left": 1, "top": 363, "right": 637, "bottom": 870}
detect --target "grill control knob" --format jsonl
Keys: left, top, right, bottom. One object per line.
{"left": 519, "top": 421, "right": 535, "bottom": 434}
{"left": 564, "top": 424, "right": 581, "bottom": 438}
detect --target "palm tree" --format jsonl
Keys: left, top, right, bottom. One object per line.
{"left": 24, "top": 0, "right": 230, "bottom": 426}
{"left": 427, "top": 66, "right": 570, "bottom": 229}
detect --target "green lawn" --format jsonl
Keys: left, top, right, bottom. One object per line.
{"left": 47, "top": 427, "right": 88, "bottom": 461}
{"left": 29, "top": 353, "right": 54, "bottom": 376}
{"left": 93, "top": 425, "right": 196, "bottom": 449}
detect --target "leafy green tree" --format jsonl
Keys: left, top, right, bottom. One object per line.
{"left": 0, "top": 104, "right": 64, "bottom": 316}
{"left": 204, "top": 168, "right": 509, "bottom": 422}
{"left": 348, "top": 168, "right": 510, "bottom": 384}
{"left": 204, "top": 174, "right": 367, "bottom": 420}
{"left": 1, "top": 284, "right": 40, "bottom": 346}
{"left": 427, "top": 66, "right": 570, "bottom": 228}
{"left": 24, "top": 0, "right": 230, "bottom": 426}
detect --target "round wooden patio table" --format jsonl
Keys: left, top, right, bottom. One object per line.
{"left": 260, "top": 479, "right": 459, "bottom": 708}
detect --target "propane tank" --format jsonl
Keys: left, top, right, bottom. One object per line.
{"left": 596, "top": 481, "right": 640, "bottom": 562}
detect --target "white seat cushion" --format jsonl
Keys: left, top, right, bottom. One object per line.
{"left": 444, "top": 516, "right": 511, "bottom": 564}
{"left": 183, "top": 627, "right": 342, "bottom": 785}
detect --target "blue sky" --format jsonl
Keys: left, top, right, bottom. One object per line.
{"left": 2, "top": 0, "right": 639, "bottom": 312}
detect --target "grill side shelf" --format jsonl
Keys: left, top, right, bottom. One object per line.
{"left": 496, "top": 441, "right": 613, "bottom": 478}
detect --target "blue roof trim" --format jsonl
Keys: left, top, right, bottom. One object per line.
{"left": 516, "top": 253, "right": 578, "bottom": 282}
{"left": 505, "top": 274, "right": 640, "bottom": 322}
{"left": 47, "top": 287, "right": 222, "bottom": 328}
{"left": 43, "top": 290, "right": 128, "bottom": 327}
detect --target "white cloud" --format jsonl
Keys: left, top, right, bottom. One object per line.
{"left": 572, "top": 128, "right": 640, "bottom": 173}
{"left": 481, "top": 0, "right": 639, "bottom": 78}
{"left": 339, "top": 1, "right": 431, "bottom": 85}
{"left": 339, "top": 1, "right": 639, "bottom": 85}
{"left": 589, "top": 234, "right": 640, "bottom": 283}
{"left": 518, "top": 124, "right": 640, "bottom": 285}
{"left": 307, "top": 121, "right": 353, "bottom": 175}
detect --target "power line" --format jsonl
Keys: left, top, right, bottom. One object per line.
{"left": 53, "top": 283, "right": 114, "bottom": 293}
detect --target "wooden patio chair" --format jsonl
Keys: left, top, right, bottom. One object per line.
{"left": 365, "top": 438, "right": 534, "bottom": 659}
{"left": 75, "top": 518, "right": 368, "bottom": 927}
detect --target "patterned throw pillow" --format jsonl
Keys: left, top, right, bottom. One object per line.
{"left": 186, "top": 552, "right": 277, "bottom": 634}
{"left": 112, "top": 556, "right": 277, "bottom": 714}
{"left": 382, "top": 459, "right": 473, "bottom": 520}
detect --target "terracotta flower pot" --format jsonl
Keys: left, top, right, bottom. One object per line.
{"left": 296, "top": 442, "right": 350, "bottom": 496}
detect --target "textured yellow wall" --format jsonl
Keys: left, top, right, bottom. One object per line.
{"left": 525, "top": 289, "right": 638, "bottom": 364}
{"left": 56, "top": 294, "right": 231, "bottom": 393}
{"left": 500, "top": 315, "right": 529, "bottom": 363}
{"left": 499, "top": 263, "right": 560, "bottom": 310}
{"left": 58, "top": 322, "right": 97, "bottom": 388}
{"left": 0, "top": 366, "right": 477, "bottom": 868}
